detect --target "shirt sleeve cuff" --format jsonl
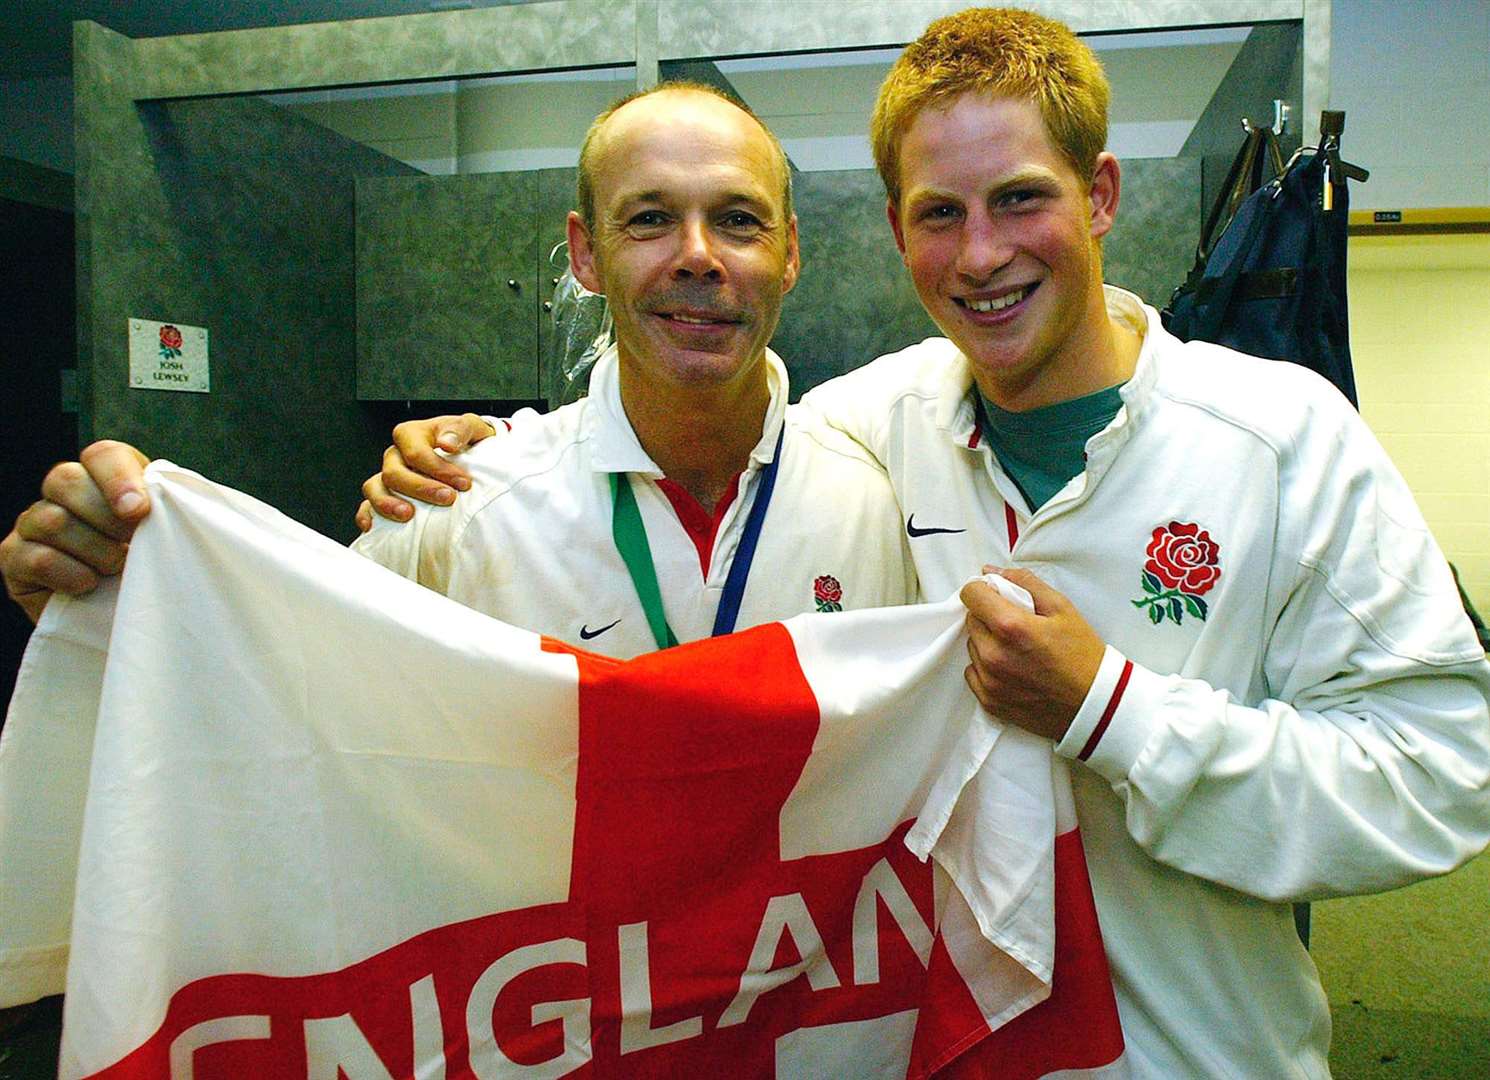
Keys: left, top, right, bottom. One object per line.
{"left": 1055, "top": 645, "right": 1150, "bottom": 779}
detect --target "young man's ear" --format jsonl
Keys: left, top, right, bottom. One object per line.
{"left": 1088, "top": 152, "right": 1121, "bottom": 241}
{"left": 566, "top": 210, "right": 604, "bottom": 294}
{"left": 886, "top": 198, "right": 909, "bottom": 263}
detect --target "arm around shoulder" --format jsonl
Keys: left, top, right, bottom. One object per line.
{"left": 798, "top": 345, "right": 943, "bottom": 465}
{"left": 350, "top": 483, "right": 464, "bottom": 595}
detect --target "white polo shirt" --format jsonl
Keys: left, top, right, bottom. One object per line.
{"left": 353, "top": 347, "right": 918, "bottom": 656}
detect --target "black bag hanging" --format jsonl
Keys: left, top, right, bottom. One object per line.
{"left": 1163, "top": 112, "right": 1368, "bottom": 407}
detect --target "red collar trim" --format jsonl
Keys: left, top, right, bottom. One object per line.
{"left": 655, "top": 475, "right": 742, "bottom": 578}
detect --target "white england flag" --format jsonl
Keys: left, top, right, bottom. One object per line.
{"left": 0, "top": 464, "right": 1125, "bottom": 1079}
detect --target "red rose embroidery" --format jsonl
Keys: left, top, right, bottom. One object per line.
{"left": 813, "top": 575, "right": 843, "bottom": 612}
{"left": 1145, "top": 521, "right": 1221, "bottom": 596}
{"left": 1133, "top": 521, "right": 1221, "bottom": 626}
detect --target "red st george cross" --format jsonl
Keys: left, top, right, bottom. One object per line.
{"left": 87, "top": 625, "right": 1119, "bottom": 1079}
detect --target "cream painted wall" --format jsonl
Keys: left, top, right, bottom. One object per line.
{"left": 1348, "top": 234, "right": 1490, "bottom": 616}
{"left": 1315, "top": 237, "right": 1490, "bottom": 1067}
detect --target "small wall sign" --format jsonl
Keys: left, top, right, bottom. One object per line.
{"left": 129, "top": 319, "right": 210, "bottom": 393}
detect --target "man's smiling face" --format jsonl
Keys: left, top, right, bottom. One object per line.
{"left": 568, "top": 89, "right": 799, "bottom": 400}
{"left": 889, "top": 92, "right": 1119, "bottom": 410}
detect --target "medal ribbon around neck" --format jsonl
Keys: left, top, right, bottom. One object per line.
{"left": 609, "top": 426, "right": 784, "bottom": 651}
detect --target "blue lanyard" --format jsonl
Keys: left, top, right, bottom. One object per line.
{"left": 711, "top": 425, "right": 783, "bottom": 638}
{"left": 609, "top": 426, "right": 784, "bottom": 650}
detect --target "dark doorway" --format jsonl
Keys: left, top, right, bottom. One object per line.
{"left": 0, "top": 194, "right": 79, "bottom": 725}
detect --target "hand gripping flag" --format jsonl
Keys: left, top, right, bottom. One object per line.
{"left": 0, "top": 464, "right": 1125, "bottom": 1079}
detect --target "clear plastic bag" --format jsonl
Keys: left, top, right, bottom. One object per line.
{"left": 547, "top": 241, "right": 611, "bottom": 406}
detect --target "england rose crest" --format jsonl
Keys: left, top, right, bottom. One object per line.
{"left": 159, "top": 324, "right": 184, "bottom": 361}
{"left": 813, "top": 574, "right": 843, "bottom": 613}
{"left": 1132, "top": 521, "right": 1221, "bottom": 626}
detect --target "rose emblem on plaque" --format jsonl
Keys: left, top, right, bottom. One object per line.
{"left": 159, "top": 324, "right": 184, "bottom": 361}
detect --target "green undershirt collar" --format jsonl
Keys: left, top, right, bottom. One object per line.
{"left": 977, "top": 383, "right": 1125, "bottom": 511}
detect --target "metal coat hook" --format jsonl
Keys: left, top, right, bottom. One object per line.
{"left": 1271, "top": 99, "right": 1290, "bottom": 136}
{"left": 1245, "top": 101, "right": 1290, "bottom": 137}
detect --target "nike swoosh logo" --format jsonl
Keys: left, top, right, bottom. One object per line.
{"left": 579, "top": 618, "right": 622, "bottom": 641}
{"left": 906, "top": 514, "right": 967, "bottom": 538}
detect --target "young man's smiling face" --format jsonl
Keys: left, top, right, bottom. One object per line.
{"left": 888, "top": 92, "right": 1121, "bottom": 411}
{"left": 568, "top": 90, "right": 799, "bottom": 400}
